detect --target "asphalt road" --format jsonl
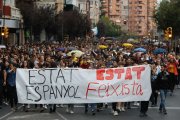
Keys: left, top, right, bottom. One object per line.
{"left": 0, "top": 89, "right": 180, "bottom": 120}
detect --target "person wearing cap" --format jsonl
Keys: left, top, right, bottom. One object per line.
{"left": 156, "top": 64, "right": 171, "bottom": 114}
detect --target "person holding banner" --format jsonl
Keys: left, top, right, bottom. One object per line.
{"left": 5, "top": 63, "right": 18, "bottom": 111}
{"left": 48, "top": 60, "right": 57, "bottom": 113}
{"left": 80, "top": 57, "right": 96, "bottom": 115}
{"left": 0, "top": 59, "right": 3, "bottom": 109}
{"left": 21, "top": 60, "right": 30, "bottom": 112}
{"left": 150, "top": 63, "right": 158, "bottom": 107}
{"left": 35, "top": 55, "right": 46, "bottom": 112}
{"left": 65, "top": 58, "right": 78, "bottom": 114}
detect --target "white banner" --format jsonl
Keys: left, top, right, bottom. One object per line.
{"left": 16, "top": 65, "right": 151, "bottom": 104}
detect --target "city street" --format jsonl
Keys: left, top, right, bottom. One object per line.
{"left": 0, "top": 89, "right": 180, "bottom": 120}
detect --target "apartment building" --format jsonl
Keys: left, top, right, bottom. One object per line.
{"left": 89, "top": 0, "right": 100, "bottom": 26}
{"left": 128, "top": 0, "right": 157, "bottom": 36}
{"left": 101, "top": 0, "right": 157, "bottom": 36}
{"left": 120, "top": 0, "right": 128, "bottom": 32}
{"left": 101, "top": 0, "right": 121, "bottom": 25}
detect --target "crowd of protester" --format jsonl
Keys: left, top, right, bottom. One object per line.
{"left": 0, "top": 37, "right": 180, "bottom": 117}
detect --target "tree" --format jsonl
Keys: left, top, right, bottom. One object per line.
{"left": 16, "top": 1, "right": 57, "bottom": 41}
{"left": 154, "top": 0, "right": 180, "bottom": 36}
{"left": 97, "top": 16, "right": 121, "bottom": 37}
{"left": 56, "top": 10, "right": 91, "bottom": 40}
{"left": 16, "top": 1, "right": 91, "bottom": 41}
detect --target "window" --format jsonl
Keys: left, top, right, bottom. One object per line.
{"left": 137, "top": 11, "right": 142, "bottom": 14}
{"left": 124, "top": 6, "right": 128, "bottom": 9}
{"left": 137, "top": 6, "right": 142, "bottom": 9}
{"left": 90, "top": 1, "right": 93, "bottom": 5}
{"left": 138, "top": 1, "right": 143, "bottom": 4}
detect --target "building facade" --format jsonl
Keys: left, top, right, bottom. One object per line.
{"left": 35, "top": 0, "right": 64, "bottom": 13}
{"left": 89, "top": 0, "right": 100, "bottom": 26}
{"left": 120, "top": 0, "right": 128, "bottom": 32}
{"left": 127, "top": 0, "right": 157, "bottom": 36}
{"left": 65, "top": 0, "right": 100, "bottom": 27}
{"left": 0, "top": 0, "right": 23, "bottom": 45}
{"left": 101, "top": 0, "right": 157, "bottom": 36}
{"left": 101, "top": 0, "right": 121, "bottom": 25}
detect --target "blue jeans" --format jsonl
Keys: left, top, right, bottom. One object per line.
{"left": 159, "top": 89, "right": 168, "bottom": 110}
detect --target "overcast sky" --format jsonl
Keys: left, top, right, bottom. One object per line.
{"left": 157, "top": 0, "right": 162, "bottom": 4}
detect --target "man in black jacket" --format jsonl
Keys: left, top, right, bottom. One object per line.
{"left": 156, "top": 64, "right": 170, "bottom": 114}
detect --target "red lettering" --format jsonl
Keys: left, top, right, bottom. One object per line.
{"left": 96, "top": 69, "right": 105, "bottom": 80}
{"left": 136, "top": 85, "right": 143, "bottom": 95}
{"left": 131, "top": 81, "right": 138, "bottom": 95}
{"left": 98, "top": 84, "right": 106, "bottom": 98}
{"left": 114, "top": 68, "right": 125, "bottom": 79}
{"left": 120, "top": 83, "right": 125, "bottom": 95}
{"left": 124, "top": 84, "right": 130, "bottom": 95}
{"left": 132, "top": 67, "right": 145, "bottom": 80}
{"left": 106, "top": 83, "right": 110, "bottom": 96}
{"left": 125, "top": 68, "right": 132, "bottom": 80}
{"left": 86, "top": 82, "right": 99, "bottom": 99}
{"left": 105, "top": 69, "right": 114, "bottom": 80}
{"left": 110, "top": 85, "right": 119, "bottom": 96}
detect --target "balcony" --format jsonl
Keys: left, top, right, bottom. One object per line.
{"left": 11, "top": 7, "right": 21, "bottom": 20}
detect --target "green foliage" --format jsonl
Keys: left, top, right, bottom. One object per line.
{"left": 97, "top": 16, "right": 121, "bottom": 37}
{"left": 155, "top": 0, "right": 180, "bottom": 36}
{"left": 16, "top": 1, "right": 91, "bottom": 41}
{"left": 56, "top": 10, "right": 91, "bottom": 40}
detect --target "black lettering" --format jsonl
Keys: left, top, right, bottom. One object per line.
{"left": 29, "top": 70, "right": 37, "bottom": 85}
{"left": 70, "top": 69, "right": 73, "bottom": 82}
{"left": 68, "top": 86, "right": 75, "bottom": 97}
{"left": 43, "top": 85, "right": 49, "bottom": 100}
{"left": 45, "top": 69, "right": 57, "bottom": 84}
{"left": 63, "top": 85, "right": 70, "bottom": 98}
{"left": 74, "top": 86, "right": 81, "bottom": 98}
{"left": 55, "top": 85, "right": 62, "bottom": 98}
{"left": 50, "top": 85, "right": 56, "bottom": 99}
{"left": 38, "top": 70, "right": 46, "bottom": 84}
{"left": 26, "top": 86, "right": 34, "bottom": 101}
{"left": 34, "top": 86, "right": 42, "bottom": 102}
{"left": 56, "top": 69, "right": 65, "bottom": 83}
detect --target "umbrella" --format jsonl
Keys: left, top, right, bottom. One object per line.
{"left": 153, "top": 42, "right": 166, "bottom": 46}
{"left": 153, "top": 48, "right": 167, "bottom": 54}
{"left": 67, "top": 50, "right": 84, "bottom": 57}
{"left": 122, "top": 43, "right": 133, "bottom": 47}
{"left": 133, "top": 47, "right": 146, "bottom": 53}
{"left": 56, "top": 48, "right": 65, "bottom": 51}
{"left": 99, "top": 45, "right": 108, "bottom": 49}
{"left": 105, "top": 39, "right": 113, "bottom": 43}
{"left": 0, "top": 45, "right": 6, "bottom": 48}
{"left": 68, "top": 47, "right": 77, "bottom": 50}
{"left": 133, "top": 52, "right": 144, "bottom": 57}
{"left": 127, "top": 38, "right": 134, "bottom": 42}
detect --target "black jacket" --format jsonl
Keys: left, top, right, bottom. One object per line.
{"left": 156, "top": 71, "right": 170, "bottom": 90}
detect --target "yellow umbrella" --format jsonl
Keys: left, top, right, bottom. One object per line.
{"left": 122, "top": 43, "right": 133, "bottom": 47}
{"left": 99, "top": 45, "right": 108, "bottom": 49}
{"left": 67, "top": 50, "right": 84, "bottom": 57}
